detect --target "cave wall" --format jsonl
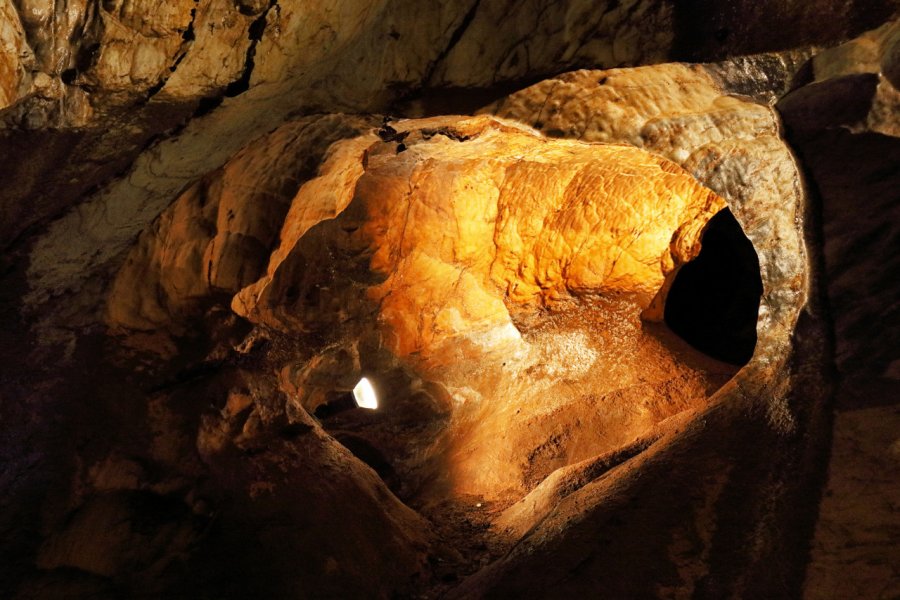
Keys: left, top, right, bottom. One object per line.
{"left": 2, "top": 0, "right": 896, "bottom": 255}
{"left": 1, "top": 2, "right": 899, "bottom": 598}
{"left": 776, "top": 22, "right": 900, "bottom": 598}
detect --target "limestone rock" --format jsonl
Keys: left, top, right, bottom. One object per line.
{"left": 190, "top": 368, "right": 435, "bottom": 598}
{"left": 0, "top": 3, "right": 33, "bottom": 113}
{"left": 702, "top": 48, "right": 816, "bottom": 104}
{"left": 6, "top": 5, "right": 888, "bottom": 596}
{"left": 36, "top": 491, "right": 201, "bottom": 583}
{"left": 12, "top": 0, "right": 870, "bottom": 314}
{"left": 775, "top": 20, "right": 900, "bottom": 599}
{"left": 427, "top": 0, "right": 674, "bottom": 88}
{"left": 777, "top": 18, "right": 900, "bottom": 377}
{"left": 795, "top": 19, "right": 900, "bottom": 137}
{"left": 420, "top": 59, "right": 822, "bottom": 600}
{"left": 154, "top": 0, "right": 256, "bottom": 99}
{"left": 2, "top": 0, "right": 670, "bottom": 258}
{"left": 106, "top": 114, "right": 376, "bottom": 332}
{"left": 111, "top": 114, "right": 741, "bottom": 503}
{"left": 2, "top": 0, "right": 256, "bottom": 122}
{"left": 805, "top": 399, "right": 900, "bottom": 600}
{"left": 234, "top": 115, "right": 726, "bottom": 355}
{"left": 89, "top": 62, "right": 817, "bottom": 594}
{"left": 484, "top": 63, "right": 806, "bottom": 356}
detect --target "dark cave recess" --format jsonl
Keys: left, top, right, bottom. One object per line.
{"left": 664, "top": 208, "right": 763, "bottom": 366}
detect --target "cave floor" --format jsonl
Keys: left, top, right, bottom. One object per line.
{"left": 318, "top": 295, "right": 739, "bottom": 594}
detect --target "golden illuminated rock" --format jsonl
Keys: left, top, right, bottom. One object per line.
{"left": 483, "top": 63, "right": 807, "bottom": 362}
{"left": 9, "top": 0, "right": 696, "bottom": 305}
{"left": 109, "top": 114, "right": 738, "bottom": 500}
{"left": 107, "top": 114, "right": 375, "bottom": 331}
{"left": 93, "top": 53, "right": 818, "bottom": 593}
{"left": 234, "top": 115, "right": 725, "bottom": 357}
{"left": 1, "top": 4, "right": 892, "bottom": 597}
{"left": 0, "top": 2, "right": 32, "bottom": 112}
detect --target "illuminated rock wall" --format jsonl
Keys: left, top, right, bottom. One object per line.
{"left": 2, "top": 3, "right": 898, "bottom": 599}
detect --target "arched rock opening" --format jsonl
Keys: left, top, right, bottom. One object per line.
{"left": 104, "top": 116, "right": 757, "bottom": 505}
{"left": 91, "top": 101, "right": 813, "bottom": 598}
{"left": 193, "top": 116, "right": 746, "bottom": 505}
{"left": 664, "top": 208, "right": 763, "bottom": 365}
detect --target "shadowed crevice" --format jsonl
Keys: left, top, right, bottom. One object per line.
{"left": 664, "top": 209, "right": 763, "bottom": 366}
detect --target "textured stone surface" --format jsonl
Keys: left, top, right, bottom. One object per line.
{"left": 775, "top": 20, "right": 900, "bottom": 599}
{"left": 427, "top": 0, "right": 674, "bottom": 88}
{"left": 98, "top": 99, "right": 815, "bottom": 597}
{"left": 3, "top": 0, "right": 890, "bottom": 125}
{"left": 5, "top": 56, "right": 824, "bottom": 597}
{"left": 188, "top": 372, "right": 435, "bottom": 598}
{"left": 1, "top": 0, "right": 253, "bottom": 123}
{"left": 111, "top": 115, "right": 737, "bottom": 504}
{"left": 484, "top": 63, "right": 807, "bottom": 361}
{"left": 233, "top": 115, "right": 726, "bottom": 348}
{"left": 107, "top": 114, "right": 376, "bottom": 333}
{"left": 6, "top": 0, "right": 891, "bottom": 283}
{"left": 0, "top": 0, "right": 673, "bottom": 255}
{"left": 805, "top": 393, "right": 900, "bottom": 600}
{"left": 0, "top": 2, "right": 32, "bottom": 113}
{"left": 3, "top": 4, "right": 897, "bottom": 599}
{"left": 439, "top": 57, "right": 825, "bottom": 600}
{"left": 702, "top": 48, "right": 816, "bottom": 104}
{"left": 778, "top": 19, "right": 900, "bottom": 379}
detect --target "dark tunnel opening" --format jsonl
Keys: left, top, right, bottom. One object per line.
{"left": 664, "top": 208, "right": 763, "bottom": 366}
{"left": 333, "top": 433, "right": 401, "bottom": 494}
{"left": 314, "top": 391, "right": 357, "bottom": 419}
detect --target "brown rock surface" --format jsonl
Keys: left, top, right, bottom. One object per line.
{"left": 113, "top": 115, "right": 737, "bottom": 503}
{"left": 776, "top": 20, "right": 900, "bottom": 599}
{"left": 6, "top": 0, "right": 675, "bottom": 256}
{"left": 94, "top": 105, "right": 815, "bottom": 597}
{"left": 106, "top": 113, "right": 376, "bottom": 333}
{"left": 805, "top": 395, "right": 900, "bottom": 600}
{"left": 425, "top": 0, "right": 674, "bottom": 89}
{"left": 0, "top": 2, "right": 32, "bottom": 112}
{"left": 8, "top": 0, "right": 887, "bottom": 311}
{"left": 484, "top": 63, "right": 807, "bottom": 360}
{"left": 439, "top": 56, "right": 825, "bottom": 600}
{"left": 233, "top": 115, "right": 726, "bottom": 344}
{"left": 5, "top": 5, "right": 899, "bottom": 599}
{"left": 778, "top": 19, "right": 900, "bottom": 379}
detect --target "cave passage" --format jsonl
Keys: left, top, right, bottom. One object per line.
{"left": 664, "top": 208, "right": 763, "bottom": 365}
{"left": 314, "top": 391, "right": 357, "bottom": 419}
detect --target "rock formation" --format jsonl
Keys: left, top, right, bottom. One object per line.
{"left": 1, "top": 2, "right": 898, "bottom": 598}
{"left": 777, "top": 19, "right": 900, "bottom": 599}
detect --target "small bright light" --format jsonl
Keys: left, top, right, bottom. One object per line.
{"left": 353, "top": 377, "right": 378, "bottom": 410}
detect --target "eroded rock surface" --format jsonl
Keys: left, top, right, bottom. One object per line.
{"left": 484, "top": 63, "right": 807, "bottom": 363}
{"left": 106, "top": 114, "right": 376, "bottom": 334}
{"left": 90, "top": 100, "right": 816, "bottom": 598}
{"left": 3, "top": 0, "right": 674, "bottom": 254}
{"left": 233, "top": 116, "right": 725, "bottom": 345}
{"left": 776, "top": 20, "right": 900, "bottom": 599}
{"left": 109, "top": 115, "right": 737, "bottom": 503}
{"left": 4, "top": 6, "right": 898, "bottom": 599}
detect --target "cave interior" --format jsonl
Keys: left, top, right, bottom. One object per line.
{"left": 1, "top": 1, "right": 899, "bottom": 598}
